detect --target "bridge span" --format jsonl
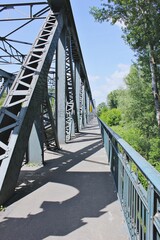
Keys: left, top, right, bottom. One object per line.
{"left": 0, "top": 1, "right": 160, "bottom": 240}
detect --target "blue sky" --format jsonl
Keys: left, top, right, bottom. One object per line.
{"left": 70, "top": 0, "right": 135, "bottom": 106}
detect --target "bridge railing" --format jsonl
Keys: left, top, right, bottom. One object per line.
{"left": 98, "top": 117, "right": 160, "bottom": 240}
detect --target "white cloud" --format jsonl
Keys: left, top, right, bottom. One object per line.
{"left": 89, "top": 64, "right": 130, "bottom": 106}
{"left": 109, "top": 18, "right": 125, "bottom": 29}
{"left": 88, "top": 75, "right": 100, "bottom": 82}
{"left": 106, "top": 64, "right": 130, "bottom": 87}
{"left": 115, "top": 20, "right": 125, "bottom": 29}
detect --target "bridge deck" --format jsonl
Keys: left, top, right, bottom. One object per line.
{"left": 0, "top": 118, "right": 129, "bottom": 240}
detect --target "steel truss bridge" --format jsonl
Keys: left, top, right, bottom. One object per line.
{"left": 0, "top": 0, "right": 95, "bottom": 204}
{"left": 0, "top": 1, "right": 160, "bottom": 240}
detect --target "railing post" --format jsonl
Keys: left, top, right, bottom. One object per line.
{"left": 110, "top": 139, "right": 119, "bottom": 188}
{"left": 102, "top": 129, "right": 110, "bottom": 165}
{"left": 147, "top": 183, "right": 154, "bottom": 240}
{"left": 118, "top": 156, "right": 123, "bottom": 203}
{"left": 100, "top": 122, "right": 109, "bottom": 163}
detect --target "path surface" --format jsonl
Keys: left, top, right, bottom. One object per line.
{"left": 0, "top": 118, "right": 129, "bottom": 240}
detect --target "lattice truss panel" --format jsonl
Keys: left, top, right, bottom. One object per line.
{"left": 0, "top": 70, "right": 15, "bottom": 97}
{"left": 43, "top": 52, "right": 59, "bottom": 150}
{"left": 42, "top": 95, "right": 59, "bottom": 151}
{"left": 79, "top": 80, "right": 84, "bottom": 129}
{"left": 65, "top": 31, "right": 77, "bottom": 141}
{"left": 0, "top": 10, "right": 63, "bottom": 201}
{"left": 48, "top": 53, "right": 56, "bottom": 105}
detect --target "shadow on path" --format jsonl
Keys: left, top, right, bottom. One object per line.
{"left": 0, "top": 120, "right": 118, "bottom": 240}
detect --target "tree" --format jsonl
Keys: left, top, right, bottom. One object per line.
{"left": 96, "top": 102, "right": 108, "bottom": 116}
{"left": 107, "top": 90, "right": 118, "bottom": 109}
{"left": 90, "top": 0, "right": 160, "bottom": 127}
{"left": 107, "top": 89, "right": 126, "bottom": 109}
{"left": 124, "top": 64, "right": 157, "bottom": 137}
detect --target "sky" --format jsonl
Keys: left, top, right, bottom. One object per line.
{"left": 70, "top": 0, "right": 135, "bottom": 106}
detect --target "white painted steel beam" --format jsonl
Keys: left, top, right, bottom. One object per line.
{"left": 56, "top": 29, "right": 66, "bottom": 144}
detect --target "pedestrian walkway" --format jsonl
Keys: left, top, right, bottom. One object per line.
{"left": 0, "top": 118, "right": 129, "bottom": 240}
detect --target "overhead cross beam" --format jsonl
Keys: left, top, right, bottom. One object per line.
{"left": 0, "top": 2, "right": 49, "bottom": 21}
{"left": 0, "top": 1, "right": 50, "bottom": 65}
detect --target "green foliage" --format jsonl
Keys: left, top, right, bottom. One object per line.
{"left": 0, "top": 93, "right": 6, "bottom": 108}
{"left": 123, "top": 64, "right": 157, "bottom": 135}
{"left": 100, "top": 108, "right": 121, "bottom": 126}
{"left": 112, "top": 125, "right": 150, "bottom": 158}
{"left": 107, "top": 90, "right": 119, "bottom": 109}
{"left": 96, "top": 102, "right": 108, "bottom": 116}
{"left": 149, "top": 138, "right": 160, "bottom": 163}
{"left": 148, "top": 137, "right": 160, "bottom": 173}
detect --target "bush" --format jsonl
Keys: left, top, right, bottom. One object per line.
{"left": 111, "top": 125, "right": 150, "bottom": 158}
{"left": 96, "top": 102, "right": 108, "bottom": 116}
{"left": 149, "top": 138, "right": 160, "bottom": 161}
{"left": 100, "top": 108, "right": 121, "bottom": 126}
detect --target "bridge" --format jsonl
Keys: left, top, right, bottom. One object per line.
{"left": 0, "top": 1, "right": 160, "bottom": 240}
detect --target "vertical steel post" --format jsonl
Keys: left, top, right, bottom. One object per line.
{"left": 65, "top": 31, "right": 77, "bottom": 141}
{"left": 27, "top": 122, "right": 44, "bottom": 165}
{"left": 56, "top": 29, "right": 66, "bottom": 144}
{"left": 27, "top": 104, "right": 44, "bottom": 165}
{"left": 83, "top": 84, "right": 87, "bottom": 127}
{"left": 79, "top": 81, "right": 84, "bottom": 130}
{"left": 86, "top": 92, "right": 90, "bottom": 124}
{"left": 75, "top": 61, "right": 81, "bottom": 131}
